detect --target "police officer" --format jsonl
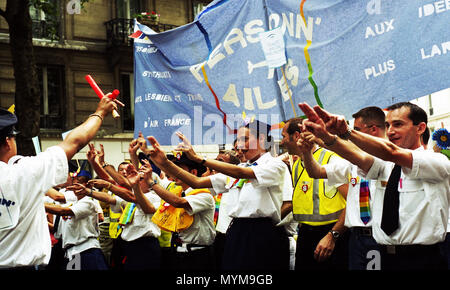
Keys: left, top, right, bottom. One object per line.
{"left": 0, "top": 95, "right": 119, "bottom": 269}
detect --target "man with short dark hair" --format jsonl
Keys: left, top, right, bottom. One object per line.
{"left": 296, "top": 106, "right": 387, "bottom": 270}
{"left": 298, "top": 101, "right": 449, "bottom": 270}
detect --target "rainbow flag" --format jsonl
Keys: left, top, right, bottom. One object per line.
{"left": 214, "top": 193, "right": 222, "bottom": 226}
{"left": 119, "top": 203, "right": 136, "bottom": 226}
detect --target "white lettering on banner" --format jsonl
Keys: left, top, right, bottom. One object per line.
{"left": 144, "top": 93, "right": 173, "bottom": 102}
{"left": 222, "top": 84, "right": 277, "bottom": 110}
{"left": 268, "top": 13, "right": 320, "bottom": 41}
{"left": 144, "top": 118, "right": 159, "bottom": 128}
{"left": 164, "top": 118, "right": 191, "bottom": 127}
{"left": 189, "top": 14, "right": 320, "bottom": 84}
{"left": 419, "top": 0, "right": 450, "bottom": 18}
{"left": 365, "top": 19, "right": 395, "bottom": 38}
{"left": 421, "top": 41, "right": 450, "bottom": 59}
{"left": 364, "top": 59, "right": 396, "bottom": 80}
{"left": 367, "top": 0, "right": 382, "bottom": 15}
{"left": 142, "top": 71, "right": 172, "bottom": 78}
{"left": 245, "top": 19, "right": 265, "bottom": 43}
{"left": 136, "top": 46, "right": 158, "bottom": 54}
{"left": 188, "top": 94, "right": 203, "bottom": 101}
{"left": 223, "top": 28, "right": 248, "bottom": 55}
{"left": 135, "top": 95, "right": 142, "bottom": 103}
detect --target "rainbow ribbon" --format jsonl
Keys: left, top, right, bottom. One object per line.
{"left": 119, "top": 203, "right": 136, "bottom": 225}
{"left": 359, "top": 179, "right": 371, "bottom": 224}
{"left": 214, "top": 193, "right": 222, "bottom": 226}
{"left": 300, "top": 0, "right": 323, "bottom": 108}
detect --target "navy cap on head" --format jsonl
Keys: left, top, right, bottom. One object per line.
{"left": 77, "top": 170, "right": 92, "bottom": 180}
{"left": 173, "top": 152, "right": 206, "bottom": 177}
{"left": 0, "top": 108, "right": 19, "bottom": 137}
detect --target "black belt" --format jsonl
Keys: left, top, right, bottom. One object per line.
{"left": 351, "top": 227, "right": 373, "bottom": 237}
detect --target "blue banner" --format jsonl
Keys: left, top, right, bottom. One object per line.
{"left": 133, "top": 0, "right": 450, "bottom": 145}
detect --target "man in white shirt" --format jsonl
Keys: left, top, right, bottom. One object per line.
{"left": 0, "top": 96, "right": 119, "bottom": 269}
{"left": 298, "top": 101, "right": 449, "bottom": 270}
{"left": 297, "top": 106, "right": 387, "bottom": 270}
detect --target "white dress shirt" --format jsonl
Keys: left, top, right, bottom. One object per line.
{"left": 324, "top": 160, "right": 377, "bottom": 228}
{"left": 59, "top": 196, "right": 102, "bottom": 260}
{"left": 179, "top": 187, "right": 216, "bottom": 246}
{"left": 111, "top": 191, "right": 161, "bottom": 242}
{"left": 366, "top": 148, "right": 450, "bottom": 245}
{"left": 210, "top": 152, "right": 291, "bottom": 223}
{"left": 0, "top": 146, "right": 68, "bottom": 268}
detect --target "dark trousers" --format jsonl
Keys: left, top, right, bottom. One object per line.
{"left": 295, "top": 223, "right": 348, "bottom": 270}
{"left": 380, "top": 243, "right": 447, "bottom": 270}
{"left": 123, "top": 236, "right": 161, "bottom": 270}
{"left": 110, "top": 235, "right": 126, "bottom": 270}
{"left": 222, "top": 218, "right": 290, "bottom": 271}
{"left": 64, "top": 247, "right": 109, "bottom": 270}
{"left": 213, "top": 232, "right": 226, "bottom": 270}
{"left": 439, "top": 232, "right": 450, "bottom": 270}
{"left": 348, "top": 227, "right": 381, "bottom": 270}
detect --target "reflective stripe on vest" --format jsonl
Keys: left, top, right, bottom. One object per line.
{"left": 292, "top": 148, "right": 346, "bottom": 225}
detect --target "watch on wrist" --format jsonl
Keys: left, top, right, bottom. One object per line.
{"left": 200, "top": 158, "right": 207, "bottom": 165}
{"left": 338, "top": 129, "right": 352, "bottom": 140}
{"left": 329, "top": 230, "right": 340, "bottom": 240}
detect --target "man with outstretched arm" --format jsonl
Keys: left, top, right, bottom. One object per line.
{"left": 0, "top": 95, "right": 121, "bottom": 269}
{"left": 298, "top": 102, "right": 449, "bottom": 270}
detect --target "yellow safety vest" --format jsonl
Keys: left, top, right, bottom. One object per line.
{"left": 156, "top": 182, "right": 182, "bottom": 247}
{"left": 292, "top": 148, "right": 346, "bottom": 226}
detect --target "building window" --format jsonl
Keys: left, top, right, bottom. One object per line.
{"left": 193, "top": 1, "right": 212, "bottom": 19}
{"left": 116, "top": 0, "right": 143, "bottom": 19}
{"left": 37, "top": 65, "right": 65, "bottom": 129}
{"left": 121, "top": 72, "right": 134, "bottom": 131}
{"left": 29, "top": 0, "right": 60, "bottom": 40}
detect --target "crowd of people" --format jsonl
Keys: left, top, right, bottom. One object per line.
{"left": 0, "top": 94, "right": 449, "bottom": 271}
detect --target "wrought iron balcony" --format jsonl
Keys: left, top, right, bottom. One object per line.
{"left": 32, "top": 19, "right": 60, "bottom": 40}
{"left": 105, "top": 18, "right": 178, "bottom": 47}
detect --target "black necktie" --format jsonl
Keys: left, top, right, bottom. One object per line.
{"left": 380, "top": 164, "right": 401, "bottom": 236}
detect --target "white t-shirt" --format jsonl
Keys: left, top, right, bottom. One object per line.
{"left": 111, "top": 191, "right": 161, "bottom": 242}
{"left": 179, "top": 188, "right": 216, "bottom": 246}
{"left": 210, "top": 152, "right": 290, "bottom": 223}
{"left": 366, "top": 148, "right": 450, "bottom": 245}
{"left": 59, "top": 196, "right": 101, "bottom": 259}
{"left": 0, "top": 146, "right": 68, "bottom": 268}
{"left": 210, "top": 174, "right": 233, "bottom": 234}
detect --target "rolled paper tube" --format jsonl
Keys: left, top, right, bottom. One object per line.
{"left": 85, "top": 75, "right": 120, "bottom": 119}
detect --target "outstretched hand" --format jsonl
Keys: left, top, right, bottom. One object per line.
{"left": 175, "top": 132, "right": 201, "bottom": 163}
{"left": 298, "top": 103, "right": 332, "bottom": 140}
{"left": 146, "top": 136, "right": 169, "bottom": 167}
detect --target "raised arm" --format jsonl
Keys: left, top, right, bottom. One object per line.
{"left": 298, "top": 103, "right": 374, "bottom": 173}
{"left": 125, "top": 162, "right": 156, "bottom": 214}
{"left": 297, "top": 133, "right": 328, "bottom": 179}
{"left": 310, "top": 104, "right": 413, "bottom": 169}
{"left": 174, "top": 132, "right": 256, "bottom": 179}
{"left": 146, "top": 136, "right": 212, "bottom": 189}
{"left": 58, "top": 95, "right": 122, "bottom": 161}
{"left": 86, "top": 143, "right": 116, "bottom": 185}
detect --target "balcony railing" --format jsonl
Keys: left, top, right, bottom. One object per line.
{"left": 32, "top": 20, "right": 60, "bottom": 40}
{"left": 105, "top": 18, "right": 178, "bottom": 47}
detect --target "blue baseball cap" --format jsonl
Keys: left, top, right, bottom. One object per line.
{"left": 0, "top": 108, "right": 19, "bottom": 137}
